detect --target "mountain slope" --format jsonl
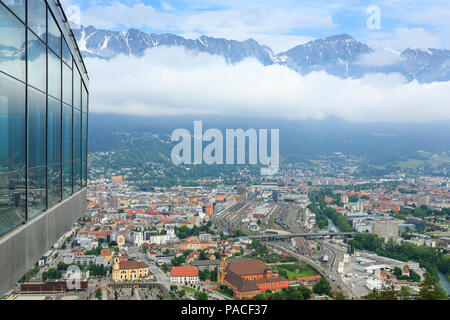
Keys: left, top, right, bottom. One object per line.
{"left": 277, "top": 34, "right": 372, "bottom": 77}
{"left": 73, "top": 26, "right": 277, "bottom": 65}
{"left": 73, "top": 25, "right": 450, "bottom": 83}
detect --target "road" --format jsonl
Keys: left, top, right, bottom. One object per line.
{"left": 270, "top": 241, "right": 356, "bottom": 299}
{"left": 317, "top": 240, "right": 356, "bottom": 299}
{"left": 132, "top": 248, "right": 171, "bottom": 290}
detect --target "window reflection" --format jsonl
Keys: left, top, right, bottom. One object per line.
{"left": 0, "top": 72, "right": 25, "bottom": 174}
{"left": 82, "top": 113, "right": 88, "bottom": 187}
{"left": 48, "top": 10, "right": 61, "bottom": 56}
{"left": 28, "top": 31, "right": 46, "bottom": 92}
{"left": 48, "top": 50, "right": 61, "bottom": 99}
{"left": 48, "top": 97, "right": 61, "bottom": 207}
{"left": 62, "top": 104, "right": 73, "bottom": 198}
{"left": 27, "top": 166, "right": 46, "bottom": 219}
{"left": 27, "top": 87, "right": 47, "bottom": 218}
{"left": 2, "top": 0, "right": 26, "bottom": 22}
{"left": 0, "top": 72, "right": 26, "bottom": 236}
{"left": 62, "top": 39, "right": 72, "bottom": 66}
{"left": 73, "top": 109, "right": 81, "bottom": 192}
{"left": 0, "top": 0, "right": 89, "bottom": 234}
{"left": 63, "top": 63, "right": 72, "bottom": 105}
{"left": 0, "top": 171, "right": 26, "bottom": 236}
{"left": 82, "top": 83, "right": 88, "bottom": 113}
{"left": 0, "top": 5, "right": 26, "bottom": 81}
{"left": 74, "top": 67, "right": 81, "bottom": 110}
{"left": 28, "top": 0, "right": 47, "bottom": 41}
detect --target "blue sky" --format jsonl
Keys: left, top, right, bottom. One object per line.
{"left": 61, "top": 0, "right": 450, "bottom": 52}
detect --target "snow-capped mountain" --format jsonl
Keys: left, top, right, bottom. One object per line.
{"left": 277, "top": 34, "right": 372, "bottom": 76}
{"left": 73, "top": 25, "right": 277, "bottom": 65}
{"left": 71, "top": 25, "right": 450, "bottom": 83}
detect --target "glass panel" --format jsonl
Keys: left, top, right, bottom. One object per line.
{"left": 0, "top": 4, "right": 26, "bottom": 81}
{"left": 27, "top": 87, "right": 47, "bottom": 219}
{"left": 48, "top": 96, "right": 61, "bottom": 207}
{"left": 2, "top": 0, "right": 25, "bottom": 22}
{"left": 82, "top": 83, "right": 88, "bottom": 113}
{"left": 62, "top": 39, "right": 72, "bottom": 66}
{"left": 0, "top": 72, "right": 26, "bottom": 236}
{"left": 82, "top": 113, "right": 87, "bottom": 187}
{"left": 73, "top": 109, "right": 81, "bottom": 192}
{"left": 73, "top": 67, "right": 81, "bottom": 110}
{"left": 0, "top": 72, "right": 25, "bottom": 174}
{"left": 28, "top": 0, "right": 46, "bottom": 41}
{"left": 27, "top": 87, "right": 46, "bottom": 169}
{"left": 47, "top": 10, "right": 61, "bottom": 57}
{"left": 27, "top": 31, "right": 46, "bottom": 92}
{"left": 27, "top": 166, "right": 46, "bottom": 219}
{"left": 48, "top": 50, "right": 61, "bottom": 99}
{"left": 63, "top": 63, "right": 72, "bottom": 105}
{"left": 0, "top": 171, "right": 26, "bottom": 236}
{"left": 62, "top": 104, "right": 72, "bottom": 198}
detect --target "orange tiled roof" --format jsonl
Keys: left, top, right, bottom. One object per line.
{"left": 171, "top": 266, "right": 199, "bottom": 277}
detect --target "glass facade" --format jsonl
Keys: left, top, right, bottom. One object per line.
{"left": 0, "top": 0, "right": 88, "bottom": 237}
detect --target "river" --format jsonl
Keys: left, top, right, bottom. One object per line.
{"left": 438, "top": 272, "right": 450, "bottom": 296}
{"left": 327, "top": 217, "right": 339, "bottom": 232}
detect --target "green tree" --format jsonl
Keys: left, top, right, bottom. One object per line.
{"left": 95, "top": 288, "right": 103, "bottom": 299}
{"left": 313, "top": 277, "right": 332, "bottom": 296}
{"left": 364, "top": 284, "right": 398, "bottom": 300}
{"left": 194, "top": 292, "right": 209, "bottom": 300}
{"left": 42, "top": 268, "right": 62, "bottom": 281}
{"left": 417, "top": 273, "right": 448, "bottom": 300}
{"left": 399, "top": 286, "right": 412, "bottom": 300}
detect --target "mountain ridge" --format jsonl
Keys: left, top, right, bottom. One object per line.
{"left": 73, "top": 25, "right": 450, "bottom": 83}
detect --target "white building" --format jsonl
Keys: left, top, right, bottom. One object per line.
{"left": 170, "top": 266, "right": 199, "bottom": 284}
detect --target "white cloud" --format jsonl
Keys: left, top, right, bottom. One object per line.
{"left": 85, "top": 46, "right": 450, "bottom": 123}
{"left": 356, "top": 48, "right": 400, "bottom": 67}
{"left": 161, "top": 1, "right": 176, "bottom": 12}
{"left": 74, "top": 1, "right": 333, "bottom": 39}
{"left": 367, "top": 28, "right": 442, "bottom": 51}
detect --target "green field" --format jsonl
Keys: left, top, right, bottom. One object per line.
{"left": 271, "top": 264, "right": 317, "bottom": 279}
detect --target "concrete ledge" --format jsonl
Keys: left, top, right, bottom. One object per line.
{"left": 0, "top": 189, "right": 86, "bottom": 296}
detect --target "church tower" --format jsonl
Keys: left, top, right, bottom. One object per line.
{"left": 218, "top": 255, "right": 228, "bottom": 285}
{"left": 112, "top": 256, "right": 120, "bottom": 282}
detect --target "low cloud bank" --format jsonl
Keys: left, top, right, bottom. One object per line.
{"left": 86, "top": 46, "right": 450, "bottom": 123}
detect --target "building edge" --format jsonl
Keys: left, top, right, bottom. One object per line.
{"left": 0, "top": 188, "right": 87, "bottom": 296}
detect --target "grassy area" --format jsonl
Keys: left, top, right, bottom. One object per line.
{"left": 369, "top": 164, "right": 387, "bottom": 170}
{"left": 271, "top": 263, "right": 318, "bottom": 279}
{"left": 182, "top": 286, "right": 198, "bottom": 294}
{"left": 394, "top": 158, "right": 423, "bottom": 169}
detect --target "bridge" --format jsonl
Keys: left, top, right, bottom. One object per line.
{"left": 249, "top": 232, "right": 355, "bottom": 241}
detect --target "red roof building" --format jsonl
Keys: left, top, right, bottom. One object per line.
{"left": 170, "top": 266, "right": 199, "bottom": 284}
{"left": 170, "top": 266, "right": 199, "bottom": 277}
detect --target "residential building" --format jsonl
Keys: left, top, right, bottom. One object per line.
{"left": 373, "top": 219, "right": 399, "bottom": 241}
{"left": 170, "top": 266, "right": 199, "bottom": 284}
